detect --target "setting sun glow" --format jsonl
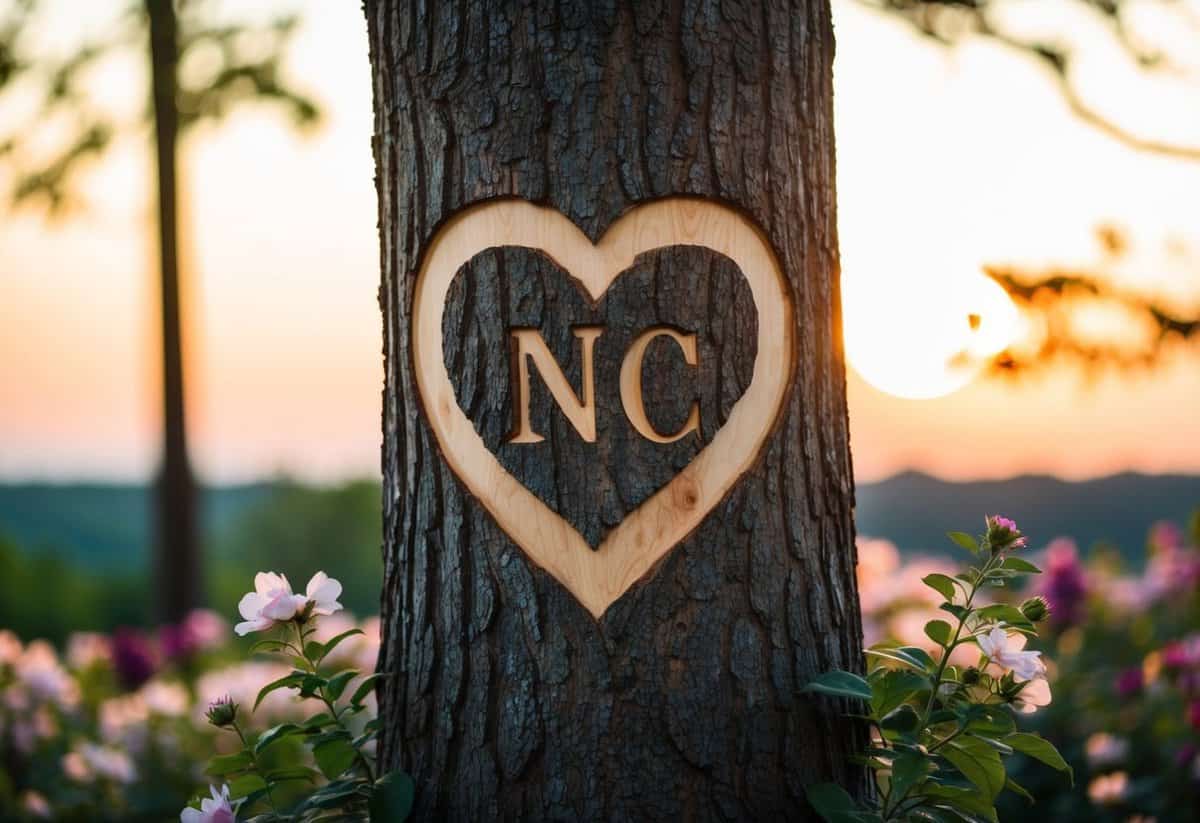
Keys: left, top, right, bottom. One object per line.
{"left": 842, "top": 267, "right": 1022, "bottom": 400}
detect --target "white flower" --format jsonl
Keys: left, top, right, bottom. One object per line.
{"left": 304, "top": 571, "right": 344, "bottom": 617}
{"left": 1013, "top": 675, "right": 1052, "bottom": 714}
{"left": 234, "top": 571, "right": 343, "bottom": 636}
{"left": 64, "top": 743, "right": 137, "bottom": 784}
{"left": 976, "top": 627, "right": 1046, "bottom": 681}
{"left": 180, "top": 783, "right": 237, "bottom": 823}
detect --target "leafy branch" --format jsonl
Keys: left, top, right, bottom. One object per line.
{"left": 802, "top": 516, "right": 1072, "bottom": 823}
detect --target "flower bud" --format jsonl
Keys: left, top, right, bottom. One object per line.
{"left": 205, "top": 695, "right": 239, "bottom": 728}
{"left": 985, "top": 515, "right": 1028, "bottom": 554}
{"left": 1020, "top": 596, "right": 1051, "bottom": 623}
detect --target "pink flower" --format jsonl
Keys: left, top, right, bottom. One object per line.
{"left": 985, "top": 515, "right": 1027, "bottom": 552}
{"left": 1087, "top": 771, "right": 1128, "bottom": 805}
{"left": 234, "top": 571, "right": 345, "bottom": 636}
{"left": 1115, "top": 667, "right": 1143, "bottom": 698}
{"left": 976, "top": 627, "right": 1046, "bottom": 681}
{"left": 180, "top": 784, "right": 237, "bottom": 823}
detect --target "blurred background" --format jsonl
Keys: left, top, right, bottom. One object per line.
{"left": 1, "top": 0, "right": 1199, "bottom": 819}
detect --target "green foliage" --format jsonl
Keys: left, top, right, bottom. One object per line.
{"left": 0, "top": 533, "right": 148, "bottom": 643}
{"left": 804, "top": 519, "right": 1071, "bottom": 822}
{"left": 0, "top": 0, "right": 319, "bottom": 213}
{"left": 202, "top": 610, "right": 405, "bottom": 822}
{"left": 211, "top": 480, "right": 383, "bottom": 620}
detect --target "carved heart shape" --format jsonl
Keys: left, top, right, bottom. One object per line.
{"left": 413, "top": 198, "right": 793, "bottom": 618}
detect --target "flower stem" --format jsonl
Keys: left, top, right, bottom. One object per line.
{"left": 232, "top": 720, "right": 281, "bottom": 816}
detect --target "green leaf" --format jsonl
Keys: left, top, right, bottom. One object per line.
{"left": 248, "top": 638, "right": 293, "bottom": 655}
{"left": 947, "top": 531, "right": 980, "bottom": 554}
{"left": 304, "top": 640, "right": 324, "bottom": 660}
{"left": 889, "top": 750, "right": 932, "bottom": 809}
{"left": 1005, "top": 733, "right": 1074, "bottom": 785}
{"left": 924, "top": 620, "right": 953, "bottom": 647}
{"left": 313, "top": 738, "right": 359, "bottom": 779}
{"left": 867, "top": 645, "right": 935, "bottom": 673}
{"left": 303, "top": 712, "right": 336, "bottom": 730}
{"left": 320, "top": 628, "right": 365, "bottom": 661}
{"left": 942, "top": 736, "right": 1005, "bottom": 801}
{"left": 325, "top": 670, "right": 359, "bottom": 702}
{"left": 228, "top": 772, "right": 268, "bottom": 799}
{"left": 961, "top": 706, "right": 1015, "bottom": 738}
{"left": 351, "top": 672, "right": 387, "bottom": 707}
{"left": 974, "top": 604, "right": 1033, "bottom": 629}
{"left": 255, "top": 672, "right": 306, "bottom": 710}
{"left": 920, "top": 785, "right": 999, "bottom": 823}
{"left": 267, "top": 766, "right": 320, "bottom": 783}
{"left": 880, "top": 705, "right": 921, "bottom": 735}
{"left": 1004, "top": 776, "right": 1035, "bottom": 804}
{"left": 298, "top": 674, "right": 328, "bottom": 698}
{"left": 804, "top": 782, "right": 858, "bottom": 822}
{"left": 300, "top": 778, "right": 367, "bottom": 810}
{"left": 255, "top": 723, "right": 301, "bottom": 755}
{"left": 369, "top": 770, "right": 415, "bottom": 823}
{"left": 999, "top": 557, "right": 1042, "bottom": 574}
{"left": 206, "top": 751, "right": 252, "bottom": 776}
{"left": 870, "top": 670, "right": 928, "bottom": 719}
{"left": 939, "top": 603, "right": 968, "bottom": 620}
{"left": 922, "top": 574, "right": 959, "bottom": 602}
{"left": 801, "top": 670, "right": 873, "bottom": 701}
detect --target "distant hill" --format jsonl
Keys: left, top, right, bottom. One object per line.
{"left": 855, "top": 471, "right": 1200, "bottom": 563}
{"left": 0, "top": 483, "right": 273, "bottom": 572}
{"left": 0, "top": 472, "right": 1197, "bottom": 572}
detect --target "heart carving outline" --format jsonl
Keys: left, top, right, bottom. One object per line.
{"left": 412, "top": 198, "right": 793, "bottom": 618}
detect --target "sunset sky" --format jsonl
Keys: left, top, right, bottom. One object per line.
{"left": 2, "top": 0, "right": 1199, "bottom": 484}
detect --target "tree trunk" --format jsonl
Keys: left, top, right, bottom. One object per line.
{"left": 366, "top": 1, "right": 865, "bottom": 819}
{"left": 147, "top": 0, "right": 201, "bottom": 621}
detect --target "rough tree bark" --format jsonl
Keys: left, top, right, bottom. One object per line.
{"left": 366, "top": 1, "right": 865, "bottom": 819}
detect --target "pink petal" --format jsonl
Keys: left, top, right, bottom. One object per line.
{"left": 260, "top": 593, "right": 300, "bottom": 621}
{"left": 233, "top": 618, "right": 272, "bottom": 637}
{"left": 255, "top": 571, "right": 291, "bottom": 596}
{"left": 306, "top": 572, "right": 342, "bottom": 605}
{"left": 237, "top": 592, "right": 267, "bottom": 621}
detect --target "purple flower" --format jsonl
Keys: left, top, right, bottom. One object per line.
{"left": 985, "top": 515, "right": 1028, "bottom": 553}
{"left": 159, "top": 609, "right": 230, "bottom": 661}
{"left": 1175, "top": 743, "right": 1198, "bottom": 769}
{"left": 110, "top": 628, "right": 158, "bottom": 690}
{"left": 1115, "top": 666, "right": 1144, "bottom": 699}
{"left": 1037, "top": 539, "right": 1089, "bottom": 628}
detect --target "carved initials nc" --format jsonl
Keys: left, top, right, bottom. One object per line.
{"left": 507, "top": 326, "right": 701, "bottom": 445}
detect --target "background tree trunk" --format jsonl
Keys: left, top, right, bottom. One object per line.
{"left": 366, "top": 1, "right": 865, "bottom": 818}
{"left": 147, "top": 0, "right": 201, "bottom": 621}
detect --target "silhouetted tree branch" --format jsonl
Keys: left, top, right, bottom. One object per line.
{"left": 863, "top": 0, "right": 1200, "bottom": 160}
{"left": 984, "top": 262, "right": 1200, "bottom": 375}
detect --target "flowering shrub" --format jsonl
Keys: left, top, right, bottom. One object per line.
{"left": 186, "top": 571, "right": 412, "bottom": 822}
{"left": 804, "top": 516, "right": 1072, "bottom": 822}
{"left": 0, "top": 517, "right": 1196, "bottom": 820}
{"left": 0, "top": 582, "right": 384, "bottom": 820}
{"left": 847, "top": 514, "right": 1200, "bottom": 823}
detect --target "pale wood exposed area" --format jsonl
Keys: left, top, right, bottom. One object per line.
{"left": 619, "top": 326, "right": 702, "bottom": 444}
{"left": 412, "top": 197, "right": 793, "bottom": 618}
